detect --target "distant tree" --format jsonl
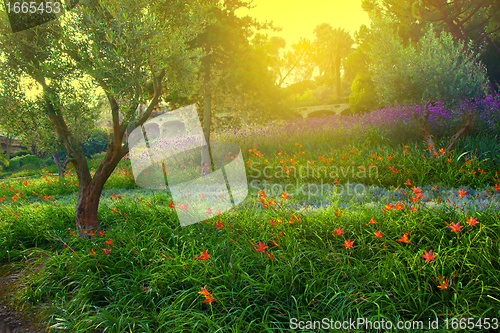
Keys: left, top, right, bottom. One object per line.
{"left": 370, "top": 23, "right": 489, "bottom": 157}
{"left": 313, "top": 24, "right": 355, "bottom": 98}
{"left": 278, "top": 37, "right": 317, "bottom": 87}
{"left": 186, "top": 0, "right": 275, "bottom": 175}
{"left": 345, "top": 24, "right": 381, "bottom": 113}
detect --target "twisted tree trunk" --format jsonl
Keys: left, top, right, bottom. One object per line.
{"left": 412, "top": 101, "right": 476, "bottom": 158}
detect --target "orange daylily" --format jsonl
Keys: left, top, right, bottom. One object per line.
{"left": 214, "top": 220, "right": 224, "bottom": 229}
{"left": 397, "top": 232, "right": 411, "bottom": 243}
{"left": 374, "top": 230, "right": 384, "bottom": 238}
{"left": 199, "top": 285, "right": 211, "bottom": 297}
{"left": 333, "top": 227, "right": 344, "bottom": 236}
{"left": 203, "top": 294, "right": 215, "bottom": 304}
{"left": 281, "top": 192, "right": 291, "bottom": 200}
{"left": 266, "top": 252, "right": 276, "bottom": 260}
{"left": 445, "top": 221, "right": 462, "bottom": 232}
{"left": 194, "top": 249, "right": 210, "bottom": 260}
{"left": 420, "top": 250, "right": 437, "bottom": 263}
{"left": 342, "top": 239, "right": 355, "bottom": 248}
{"left": 253, "top": 241, "right": 269, "bottom": 252}
{"left": 435, "top": 275, "right": 452, "bottom": 290}
{"left": 105, "top": 239, "right": 113, "bottom": 245}
{"left": 89, "top": 248, "right": 96, "bottom": 255}
{"left": 100, "top": 248, "right": 111, "bottom": 255}
{"left": 458, "top": 189, "right": 467, "bottom": 199}
{"left": 465, "top": 217, "right": 478, "bottom": 226}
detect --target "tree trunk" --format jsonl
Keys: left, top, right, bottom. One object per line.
{"left": 52, "top": 152, "right": 64, "bottom": 179}
{"left": 201, "top": 69, "right": 212, "bottom": 177}
{"left": 6, "top": 134, "right": 12, "bottom": 160}
{"left": 413, "top": 101, "right": 476, "bottom": 159}
{"left": 335, "top": 55, "right": 341, "bottom": 98}
{"left": 443, "top": 113, "right": 476, "bottom": 153}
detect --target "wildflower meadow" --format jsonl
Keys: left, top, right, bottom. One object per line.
{"left": 1, "top": 98, "right": 500, "bottom": 332}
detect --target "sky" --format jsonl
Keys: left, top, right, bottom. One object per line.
{"left": 235, "top": 0, "right": 372, "bottom": 50}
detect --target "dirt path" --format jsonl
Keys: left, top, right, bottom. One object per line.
{"left": 0, "top": 257, "right": 48, "bottom": 333}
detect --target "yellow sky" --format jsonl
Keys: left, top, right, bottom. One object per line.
{"left": 235, "top": 0, "right": 372, "bottom": 49}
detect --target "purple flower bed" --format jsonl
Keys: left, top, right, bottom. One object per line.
{"left": 212, "top": 96, "right": 500, "bottom": 150}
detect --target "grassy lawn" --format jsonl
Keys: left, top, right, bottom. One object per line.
{"left": 1, "top": 109, "right": 500, "bottom": 332}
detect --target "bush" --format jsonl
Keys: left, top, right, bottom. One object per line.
{"left": 5, "top": 156, "right": 21, "bottom": 171}
{"left": 10, "top": 150, "right": 31, "bottom": 158}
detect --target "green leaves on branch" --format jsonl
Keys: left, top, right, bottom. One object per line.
{"left": 370, "top": 24, "right": 490, "bottom": 107}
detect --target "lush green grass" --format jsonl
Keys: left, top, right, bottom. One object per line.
{"left": 1, "top": 132, "right": 500, "bottom": 332}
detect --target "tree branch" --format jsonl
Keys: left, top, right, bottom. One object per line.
{"left": 135, "top": 68, "right": 166, "bottom": 129}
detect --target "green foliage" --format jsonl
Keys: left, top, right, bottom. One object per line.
{"left": 4, "top": 155, "right": 42, "bottom": 171}
{"left": 10, "top": 150, "right": 31, "bottom": 158}
{"left": 291, "top": 89, "right": 318, "bottom": 106}
{"left": 370, "top": 24, "right": 489, "bottom": 106}
{"left": 349, "top": 72, "right": 380, "bottom": 113}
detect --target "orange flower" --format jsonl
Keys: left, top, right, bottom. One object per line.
{"left": 168, "top": 201, "right": 174, "bottom": 208}
{"left": 342, "top": 239, "right": 355, "bottom": 248}
{"left": 333, "top": 227, "right": 344, "bottom": 236}
{"left": 420, "top": 250, "right": 437, "bottom": 263}
{"left": 99, "top": 230, "right": 106, "bottom": 237}
{"left": 214, "top": 220, "right": 224, "bottom": 229}
{"left": 194, "top": 249, "right": 210, "bottom": 260}
{"left": 404, "top": 180, "right": 411, "bottom": 186}
{"left": 271, "top": 240, "right": 279, "bottom": 247}
{"left": 465, "top": 217, "right": 478, "bottom": 226}
{"left": 445, "top": 221, "right": 462, "bottom": 232}
{"left": 387, "top": 156, "right": 393, "bottom": 160}
{"left": 105, "top": 238, "right": 113, "bottom": 245}
{"left": 88, "top": 230, "right": 95, "bottom": 236}
{"left": 397, "top": 232, "right": 410, "bottom": 243}
{"left": 203, "top": 294, "right": 215, "bottom": 304}
{"left": 374, "top": 230, "right": 384, "bottom": 238}
{"left": 89, "top": 248, "right": 97, "bottom": 255}
{"left": 435, "top": 275, "right": 452, "bottom": 290}
{"left": 266, "top": 252, "right": 276, "bottom": 260}
{"left": 256, "top": 190, "right": 267, "bottom": 198}
{"left": 100, "top": 248, "right": 111, "bottom": 255}
{"left": 280, "top": 192, "right": 290, "bottom": 200}
{"left": 253, "top": 241, "right": 269, "bottom": 252}
{"left": 411, "top": 186, "right": 422, "bottom": 194}
{"left": 369, "top": 217, "right": 376, "bottom": 224}
{"left": 458, "top": 189, "right": 466, "bottom": 199}
{"left": 199, "top": 285, "right": 211, "bottom": 297}
{"left": 70, "top": 230, "right": 76, "bottom": 237}
{"left": 111, "top": 208, "right": 118, "bottom": 213}
{"left": 117, "top": 195, "right": 122, "bottom": 199}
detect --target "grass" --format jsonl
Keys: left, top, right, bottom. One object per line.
{"left": 0, "top": 119, "right": 500, "bottom": 332}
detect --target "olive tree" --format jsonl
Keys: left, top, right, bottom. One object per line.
{"left": 370, "top": 22, "right": 490, "bottom": 156}
{"left": 0, "top": 0, "right": 207, "bottom": 235}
